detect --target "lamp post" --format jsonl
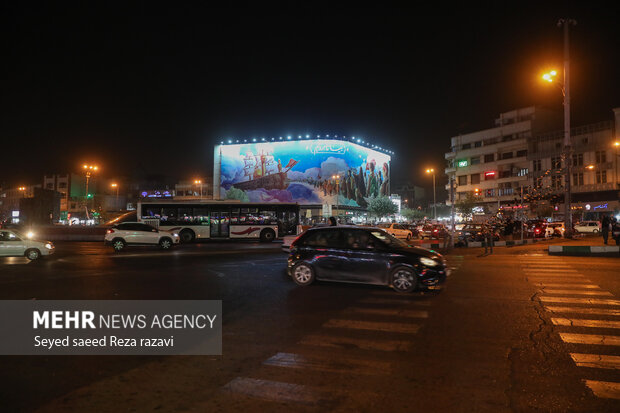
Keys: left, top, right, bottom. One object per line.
{"left": 194, "top": 180, "right": 203, "bottom": 199}
{"left": 614, "top": 141, "right": 619, "bottom": 187}
{"left": 111, "top": 183, "right": 119, "bottom": 210}
{"left": 332, "top": 174, "right": 340, "bottom": 219}
{"left": 18, "top": 186, "right": 26, "bottom": 198}
{"left": 542, "top": 18, "right": 577, "bottom": 238}
{"left": 82, "top": 164, "right": 98, "bottom": 216}
{"left": 426, "top": 168, "right": 436, "bottom": 221}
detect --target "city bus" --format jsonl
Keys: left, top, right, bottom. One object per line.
{"left": 137, "top": 200, "right": 301, "bottom": 243}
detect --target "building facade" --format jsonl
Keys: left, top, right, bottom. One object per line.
{"left": 445, "top": 107, "right": 560, "bottom": 213}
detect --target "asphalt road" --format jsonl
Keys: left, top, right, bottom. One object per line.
{"left": 0, "top": 241, "right": 619, "bottom": 412}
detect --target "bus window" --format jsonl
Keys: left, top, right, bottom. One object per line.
{"left": 230, "top": 208, "right": 240, "bottom": 224}
{"left": 161, "top": 208, "right": 178, "bottom": 225}
{"left": 259, "top": 210, "right": 277, "bottom": 225}
{"left": 179, "top": 208, "right": 193, "bottom": 224}
{"left": 194, "top": 208, "right": 209, "bottom": 225}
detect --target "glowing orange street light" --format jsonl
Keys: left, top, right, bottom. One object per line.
{"left": 194, "top": 179, "right": 203, "bottom": 199}
{"left": 586, "top": 165, "right": 595, "bottom": 170}
{"left": 542, "top": 70, "right": 558, "bottom": 82}
{"left": 425, "top": 168, "right": 436, "bottom": 220}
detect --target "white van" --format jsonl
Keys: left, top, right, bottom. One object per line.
{"left": 574, "top": 221, "right": 601, "bottom": 233}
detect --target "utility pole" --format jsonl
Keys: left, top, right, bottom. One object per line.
{"left": 559, "top": 18, "right": 577, "bottom": 238}
{"left": 449, "top": 175, "right": 455, "bottom": 249}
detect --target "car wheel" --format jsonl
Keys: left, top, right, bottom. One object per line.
{"left": 406, "top": 233, "right": 412, "bottom": 241}
{"left": 593, "top": 229, "right": 599, "bottom": 234}
{"left": 159, "top": 237, "right": 173, "bottom": 250}
{"left": 179, "top": 229, "right": 195, "bottom": 243}
{"left": 391, "top": 267, "right": 417, "bottom": 293}
{"left": 112, "top": 238, "right": 126, "bottom": 252}
{"left": 25, "top": 248, "right": 41, "bottom": 261}
{"left": 260, "top": 228, "right": 276, "bottom": 243}
{"left": 292, "top": 263, "right": 315, "bottom": 286}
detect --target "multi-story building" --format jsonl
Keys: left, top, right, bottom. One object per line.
{"left": 392, "top": 182, "right": 426, "bottom": 209}
{"left": 445, "top": 106, "right": 560, "bottom": 213}
{"left": 527, "top": 107, "right": 620, "bottom": 221}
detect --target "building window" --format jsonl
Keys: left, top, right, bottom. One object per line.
{"left": 551, "top": 157, "right": 562, "bottom": 169}
{"left": 471, "top": 174, "right": 480, "bottom": 184}
{"left": 551, "top": 175, "right": 563, "bottom": 188}
{"left": 58, "top": 182, "right": 67, "bottom": 189}
{"left": 461, "top": 143, "right": 471, "bottom": 150}
{"left": 501, "top": 152, "right": 513, "bottom": 160}
{"left": 499, "top": 170, "right": 511, "bottom": 179}
{"left": 474, "top": 141, "right": 482, "bottom": 148}
{"left": 470, "top": 156, "right": 480, "bottom": 165}
{"left": 484, "top": 154, "right": 494, "bottom": 163}
{"left": 533, "top": 160, "right": 541, "bottom": 172}
{"left": 595, "top": 150, "right": 607, "bottom": 164}
{"left": 572, "top": 153, "right": 583, "bottom": 166}
{"left": 596, "top": 170, "right": 607, "bottom": 183}
{"left": 458, "top": 175, "right": 468, "bottom": 185}
{"left": 572, "top": 172, "right": 584, "bottom": 186}
{"left": 517, "top": 168, "right": 529, "bottom": 177}
{"left": 516, "top": 149, "right": 527, "bottom": 157}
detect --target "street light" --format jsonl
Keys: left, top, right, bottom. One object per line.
{"left": 111, "top": 183, "right": 119, "bottom": 210}
{"left": 331, "top": 174, "right": 340, "bottom": 218}
{"left": 194, "top": 179, "right": 203, "bottom": 199}
{"left": 614, "top": 141, "right": 620, "bottom": 187}
{"left": 425, "top": 168, "right": 436, "bottom": 221}
{"left": 541, "top": 18, "right": 577, "bottom": 238}
{"left": 82, "top": 164, "right": 99, "bottom": 214}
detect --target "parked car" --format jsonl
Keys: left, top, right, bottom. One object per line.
{"left": 545, "top": 222, "right": 565, "bottom": 238}
{"left": 574, "top": 221, "right": 601, "bottom": 234}
{"left": 457, "top": 224, "right": 500, "bottom": 243}
{"left": 526, "top": 221, "right": 547, "bottom": 238}
{"left": 419, "top": 224, "right": 447, "bottom": 239}
{"left": 402, "top": 224, "right": 420, "bottom": 238}
{"left": 377, "top": 223, "right": 414, "bottom": 240}
{"left": 287, "top": 226, "right": 447, "bottom": 292}
{"left": 104, "top": 222, "right": 180, "bottom": 252}
{"left": 0, "top": 230, "right": 54, "bottom": 260}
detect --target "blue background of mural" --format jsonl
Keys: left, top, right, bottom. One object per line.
{"left": 217, "top": 140, "right": 391, "bottom": 206}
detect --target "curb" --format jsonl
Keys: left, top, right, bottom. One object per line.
{"left": 549, "top": 245, "right": 620, "bottom": 257}
{"left": 419, "top": 238, "right": 547, "bottom": 249}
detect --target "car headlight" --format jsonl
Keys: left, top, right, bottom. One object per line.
{"left": 420, "top": 257, "right": 438, "bottom": 267}
{"left": 172, "top": 233, "right": 178, "bottom": 237}
{"left": 45, "top": 243, "right": 53, "bottom": 249}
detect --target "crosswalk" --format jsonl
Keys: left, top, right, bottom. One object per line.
{"left": 520, "top": 254, "right": 620, "bottom": 400}
{"left": 213, "top": 256, "right": 465, "bottom": 410}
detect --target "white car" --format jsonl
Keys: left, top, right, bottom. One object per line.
{"left": 545, "top": 222, "right": 565, "bottom": 237}
{"left": 0, "top": 230, "right": 55, "bottom": 260}
{"left": 377, "top": 223, "right": 413, "bottom": 240}
{"left": 104, "top": 222, "right": 180, "bottom": 252}
{"left": 574, "top": 221, "right": 601, "bottom": 234}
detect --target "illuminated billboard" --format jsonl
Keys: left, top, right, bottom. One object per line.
{"left": 214, "top": 139, "right": 391, "bottom": 207}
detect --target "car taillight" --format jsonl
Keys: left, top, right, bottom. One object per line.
{"left": 106, "top": 229, "right": 114, "bottom": 234}
{"left": 535, "top": 229, "right": 540, "bottom": 233}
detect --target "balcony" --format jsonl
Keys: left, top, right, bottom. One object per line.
{"left": 572, "top": 183, "right": 616, "bottom": 193}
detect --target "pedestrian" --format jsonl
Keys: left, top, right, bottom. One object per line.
{"left": 329, "top": 216, "right": 337, "bottom": 226}
{"left": 601, "top": 214, "right": 611, "bottom": 245}
{"left": 483, "top": 222, "right": 494, "bottom": 255}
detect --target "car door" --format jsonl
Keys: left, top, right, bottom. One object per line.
{"left": 301, "top": 229, "right": 347, "bottom": 280}
{"left": 339, "top": 229, "right": 390, "bottom": 284}
{"left": 0, "top": 231, "right": 26, "bottom": 256}
{"left": 135, "top": 224, "right": 158, "bottom": 244}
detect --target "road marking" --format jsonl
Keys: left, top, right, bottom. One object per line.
{"left": 545, "top": 306, "right": 620, "bottom": 316}
{"left": 583, "top": 380, "right": 620, "bottom": 399}
{"left": 523, "top": 269, "right": 580, "bottom": 273}
{"left": 539, "top": 297, "right": 620, "bottom": 306}
{"left": 222, "top": 377, "right": 327, "bottom": 405}
{"left": 533, "top": 283, "right": 601, "bottom": 289}
{"left": 344, "top": 307, "right": 428, "bottom": 318}
{"left": 298, "top": 335, "right": 411, "bottom": 352}
{"left": 559, "top": 333, "right": 620, "bottom": 346}
{"left": 541, "top": 290, "right": 613, "bottom": 296}
{"left": 263, "top": 352, "right": 391, "bottom": 375}
{"left": 323, "top": 319, "right": 420, "bottom": 334}
{"left": 358, "top": 297, "right": 432, "bottom": 306}
{"left": 552, "top": 318, "right": 620, "bottom": 329}
{"left": 570, "top": 353, "right": 620, "bottom": 370}
{"left": 523, "top": 265, "right": 574, "bottom": 269}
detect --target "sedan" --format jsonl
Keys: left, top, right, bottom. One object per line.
{"left": 287, "top": 226, "right": 448, "bottom": 292}
{"left": 377, "top": 223, "right": 414, "bottom": 240}
{"left": 0, "top": 230, "right": 55, "bottom": 260}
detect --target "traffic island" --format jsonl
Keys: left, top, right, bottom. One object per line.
{"left": 548, "top": 245, "right": 620, "bottom": 257}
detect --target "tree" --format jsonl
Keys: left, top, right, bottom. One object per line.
{"left": 455, "top": 193, "right": 478, "bottom": 220}
{"left": 401, "top": 207, "right": 426, "bottom": 221}
{"left": 368, "top": 196, "right": 398, "bottom": 219}
{"left": 535, "top": 204, "right": 554, "bottom": 219}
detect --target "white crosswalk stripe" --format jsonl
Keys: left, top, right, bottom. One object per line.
{"left": 559, "top": 333, "right": 620, "bottom": 346}
{"left": 539, "top": 297, "right": 620, "bottom": 306}
{"left": 545, "top": 306, "right": 620, "bottom": 316}
{"left": 552, "top": 317, "right": 620, "bottom": 329}
{"left": 323, "top": 319, "right": 420, "bottom": 334}
{"left": 583, "top": 380, "right": 620, "bottom": 399}
{"left": 541, "top": 290, "right": 613, "bottom": 296}
{"left": 343, "top": 307, "right": 428, "bottom": 318}
{"left": 533, "top": 283, "right": 601, "bottom": 289}
{"left": 570, "top": 353, "right": 620, "bottom": 370}
{"left": 298, "top": 335, "right": 412, "bottom": 352}
{"left": 263, "top": 352, "right": 391, "bottom": 375}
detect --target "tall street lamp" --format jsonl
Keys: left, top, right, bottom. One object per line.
{"left": 194, "top": 180, "right": 203, "bottom": 199}
{"left": 426, "top": 168, "right": 436, "bottom": 221}
{"left": 111, "top": 183, "right": 119, "bottom": 210}
{"left": 18, "top": 186, "right": 26, "bottom": 198}
{"left": 614, "top": 141, "right": 619, "bottom": 187}
{"left": 82, "top": 164, "right": 99, "bottom": 216}
{"left": 332, "top": 174, "right": 340, "bottom": 218}
{"left": 542, "top": 17, "right": 577, "bottom": 238}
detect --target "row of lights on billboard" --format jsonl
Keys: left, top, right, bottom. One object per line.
{"left": 219, "top": 134, "right": 394, "bottom": 155}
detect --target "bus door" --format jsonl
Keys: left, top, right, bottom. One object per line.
{"left": 210, "top": 210, "right": 230, "bottom": 238}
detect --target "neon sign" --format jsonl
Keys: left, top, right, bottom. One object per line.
{"left": 457, "top": 159, "right": 468, "bottom": 167}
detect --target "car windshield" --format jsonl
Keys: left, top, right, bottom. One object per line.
{"left": 370, "top": 229, "right": 408, "bottom": 248}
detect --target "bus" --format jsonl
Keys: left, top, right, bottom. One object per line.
{"left": 137, "top": 200, "right": 301, "bottom": 243}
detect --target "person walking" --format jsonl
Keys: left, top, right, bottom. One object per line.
{"left": 503, "top": 218, "right": 514, "bottom": 243}
{"left": 483, "top": 222, "right": 494, "bottom": 255}
{"left": 601, "top": 214, "right": 611, "bottom": 245}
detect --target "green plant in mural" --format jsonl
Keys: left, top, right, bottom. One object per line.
{"left": 226, "top": 187, "right": 249, "bottom": 202}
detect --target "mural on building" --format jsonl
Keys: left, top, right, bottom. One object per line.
{"left": 216, "top": 139, "right": 391, "bottom": 206}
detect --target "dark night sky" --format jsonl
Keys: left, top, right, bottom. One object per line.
{"left": 1, "top": 3, "right": 619, "bottom": 195}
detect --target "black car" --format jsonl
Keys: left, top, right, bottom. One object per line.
{"left": 287, "top": 226, "right": 448, "bottom": 292}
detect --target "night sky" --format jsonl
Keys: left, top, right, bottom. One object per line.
{"left": 2, "top": 3, "right": 619, "bottom": 196}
